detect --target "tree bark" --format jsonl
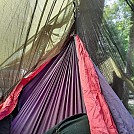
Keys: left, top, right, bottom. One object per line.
{"left": 127, "top": 11, "right": 134, "bottom": 77}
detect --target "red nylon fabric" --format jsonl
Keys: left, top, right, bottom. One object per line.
{"left": 75, "top": 35, "right": 118, "bottom": 134}
{"left": 0, "top": 60, "right": 50, "bottom": 120}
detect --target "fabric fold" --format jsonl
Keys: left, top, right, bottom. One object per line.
{"left": 75, "top": 35, "right": 118, "bottom": 134}
{"left": 0, "top": 60, "right": 50, "bottom": 120}
{"left": 95, "top": 65, "right": 134, "bottom": 134}
{"left": 10, "top": 37, "right": 86, "bottom": 134}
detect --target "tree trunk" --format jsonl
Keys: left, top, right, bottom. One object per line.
{"left": 127, "top": 11, "right": 134, "bottom": 77}
{"left": 125, "top": 11, "right": 134, "bottom": 109}
{"left": 76, "top": 0, "right": 105, "bottom": 63}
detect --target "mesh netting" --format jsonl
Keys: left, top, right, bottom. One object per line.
{"left": 0, "top": 0, "right": 74, "bottom": 102}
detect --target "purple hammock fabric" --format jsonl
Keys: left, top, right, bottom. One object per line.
{"left": 11, "top": 38, "right": 86, "bottom": 134}
{"left": 95, "top": 66, "right": 134, "bottom": 134}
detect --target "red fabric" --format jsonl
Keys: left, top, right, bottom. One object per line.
{"left": 75, "top": 35, "right": 118, "bottom": 134}
{"left": 0, "top": 60, "right": 50, "bottom": 120}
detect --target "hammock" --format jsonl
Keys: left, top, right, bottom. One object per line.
{"left": 0, "top": 0, "right": 134, "bottom": 113}
{"left": 95, "top": 65, "right": 134, "bottom": 133}
{"left": 11, "top": 37, "right": 86, "bottom": 134}
{"left": 8, "top": 36, "right": 118, "bottom": 134}
{"left": 0, "top": 0, "right": 134, "bottom": 134}
{"left": 0, "top": 35, "right": 134, "bottom": 134}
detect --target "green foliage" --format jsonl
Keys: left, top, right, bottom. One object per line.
{"left": 104, "top": 0, "right": 131, "bottom": 55}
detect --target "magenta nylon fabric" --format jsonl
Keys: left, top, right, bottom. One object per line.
{"left": 11, "top": 38, "right": 86, "bottom": 134}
